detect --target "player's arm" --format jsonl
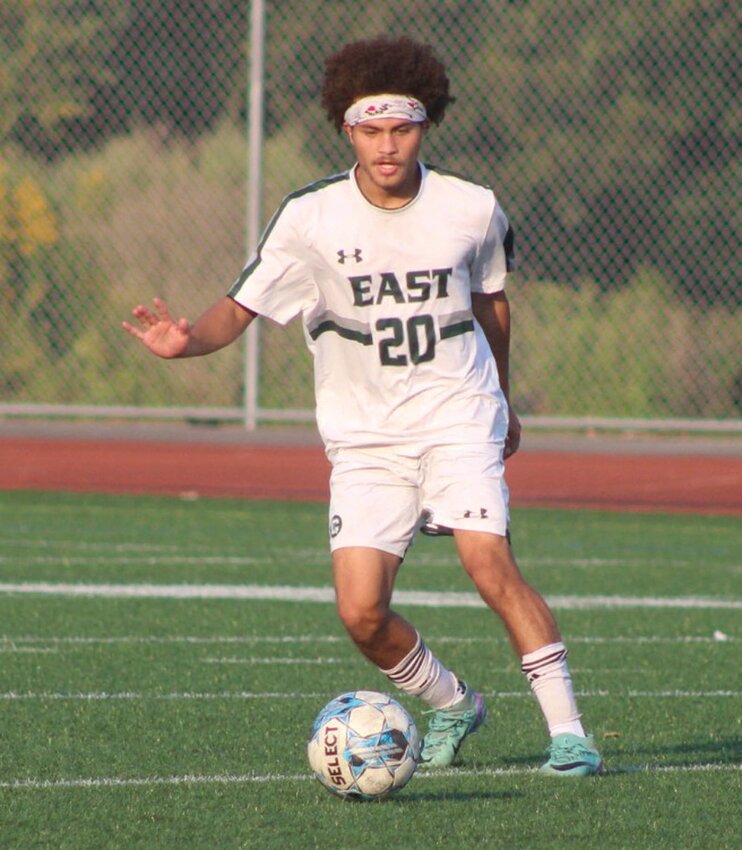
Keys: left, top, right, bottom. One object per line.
{"left": 472, "top": 290, "right": 521, "bottom": 458}
{"left": 123, "top": 296, "right": 256, "bottom": 359}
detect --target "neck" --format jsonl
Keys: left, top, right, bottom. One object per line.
{"left": 354, "top": 163, "right": 422, "bottom": 210}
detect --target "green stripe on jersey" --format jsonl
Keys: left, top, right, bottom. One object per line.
{"left": 229, "top": 171, "right": 350, "bottom": 295}
{"left": 309, "top": 319, "right": 373, "bottom": 345}
{"left": 440, "top": 319, "right": 475, "bottom": 339}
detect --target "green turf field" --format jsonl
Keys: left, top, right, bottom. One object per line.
{"left": 0, "top": 491, "right": 739, "bottom": 849}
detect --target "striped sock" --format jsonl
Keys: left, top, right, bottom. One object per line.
{"left": 521, "top": 641, "right": 586, "bottom": 738}
{"left": 381, "top": 633, "right": 463, "bottom": 710}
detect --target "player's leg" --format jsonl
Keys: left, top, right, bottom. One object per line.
{"left": 422, "top": 442, "right": 602, "bottom": 775}
{"left": 331, "top": 545, "right": 414, "bottom": 669}
{"left": 454, "top": 530, "right": 559, "bottom": 655}
{"left": 327, "top": 447, "right": 481, "bottom": 766}
{"left": 332, "top": 544, "right": 485, "bottom": 768}
{"left": 332, "top": 545, "right": 466, "bottom": 707}
{"left": 327, "top": 448, "right": 421, "bottom": 672}
{"left": 454, "top": 529, "right": 604, "bottom": 776}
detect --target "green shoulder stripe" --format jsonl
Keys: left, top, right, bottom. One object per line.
{"left": 229, "top": 171, "right": 350, "bottom": 295}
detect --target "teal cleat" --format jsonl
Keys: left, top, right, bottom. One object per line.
{"left": 418, "top": 686, "right": 487, "bottom": 768}
{"left": 539, "top": 733, "right": 605, "bottom": 776}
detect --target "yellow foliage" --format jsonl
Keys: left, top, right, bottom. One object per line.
{"left": 0, "top": 182, "right": 12, "bottom": 244}
{"left": 0, "top": 159, "right": 12, "bottom": 246}
{"left": 13, "top": 176, "right": 58, "bottom": 257}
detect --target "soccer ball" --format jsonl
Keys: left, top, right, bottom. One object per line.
{"left": 307, "top": 690, "right": 420, "bottom": 800}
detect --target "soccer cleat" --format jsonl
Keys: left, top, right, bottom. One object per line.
{"left": 418, "top": 686, "right": 487, "bottom": 768}
{"left": 539, "top": 733, "right": 605, "bottom": 777}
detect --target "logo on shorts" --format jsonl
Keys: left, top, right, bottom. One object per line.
{"left": 464, "top": 508, "right": 489, "bottom": 519}
{"left": 329, "top": 514, "right": 343, "bottom": 538}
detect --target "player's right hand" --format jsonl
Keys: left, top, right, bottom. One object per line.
{"left": 504, "top": 405, "right": 521, "bottom": 459}
{"left": 122, "top": 297, "right": 191, "bottom": 359}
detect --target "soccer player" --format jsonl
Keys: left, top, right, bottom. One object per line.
{"left": 123, "top": 35, "right": 604, "bottom": 776}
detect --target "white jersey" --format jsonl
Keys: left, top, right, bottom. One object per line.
{"left": 229, "top": 162, "right": 515, "bottom": 452}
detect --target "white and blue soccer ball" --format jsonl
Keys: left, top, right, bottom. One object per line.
{"left": 307, "top": 690, "right": 420, "bottom": 800}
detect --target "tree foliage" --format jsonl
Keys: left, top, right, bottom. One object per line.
{"left": 99, "top": 0, "right": 247, "bottom": 141}
{"left": 463, "top": 0, "right": 738, "bottom": 302}
{"left": 2, "top": 1, "right": 246, "bottom": 156}
{"left": 0, "top": 0, "right": 736, "bottom": 303}
{"left": 1, "top": 1, "right": 125, "bottom": 156}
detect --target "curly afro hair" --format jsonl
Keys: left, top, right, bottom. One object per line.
{"left": 321, "top": 35, "right": 455, "bottom": 132}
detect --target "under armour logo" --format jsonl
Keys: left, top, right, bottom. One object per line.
{"left": 337, "top": 248, "right": 363, "bottom": 264}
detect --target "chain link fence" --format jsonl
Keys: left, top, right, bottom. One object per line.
{"left": 1, "top": 1, "right": 738, "bottom": 429}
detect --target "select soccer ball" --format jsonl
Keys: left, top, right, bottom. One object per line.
{"left": 307, "top": 690, "right": 420, "bottom": 800}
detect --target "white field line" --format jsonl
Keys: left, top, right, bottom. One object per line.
{"left": 0, "top": 634, "right": 736, "bottom": 646}
{"left": 0, "top": 540, "right": 182, "bottom": 551}
{"left": 564, "top": 635, "right": 739, "bottom": 643}
{"left": 0, "top": 557, "right": 263, "bottom": 566}
{"left": 0, "top": 582, "right": 740, "bottom": 610}
{"left": 0, "top": 691, "right": 326, "bottom": 701}
{"left": 0, "top": 689, "right": 738, "bottom": 701}
{"left": 208, "top": 662, "right": 617, "bottom": 674}
{"left": 0, "top": 635, "right": 342, "bottom": 646}
{"left": 0, "top": 647, "right": 59, "bottom": 654}
{"left": 201, "top": 657, "right": 346, "bottom": 665}
{"left": 0, "top": 539, "right": 329, "bottom": 564}
{"left": 0, "top": 538, "right": 701, "bottom": 568}
{"left": 0, "top": 554, "right": 701, "bottom": 569}
{"left": 0, "top": 762, "right": 739, "bottom": 791}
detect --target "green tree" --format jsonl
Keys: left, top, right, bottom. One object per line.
{"left": 0, "top": 1, "right": 125, "bottom": 157}
{"left": 102, "top": 0, "right": 247, "bottom": 141}
{"left": 263, "top": 0, "right": 736, "bottom": 304}
{"left": 459, "top": 0, "right": 737, "bottom": 303}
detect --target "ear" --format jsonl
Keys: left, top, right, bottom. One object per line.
{"left": 342, "top": 123, "right": 354, "bottom": 143}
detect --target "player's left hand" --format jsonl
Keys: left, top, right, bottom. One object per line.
{"left": 504, "top": 406, "right": 521, "bottom": 459}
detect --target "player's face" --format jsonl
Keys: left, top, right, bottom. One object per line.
{"left": 344, "top": 118, "right": 426, "bottom": 209}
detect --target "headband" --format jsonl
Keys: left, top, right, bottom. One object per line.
{"left": 344, "top": 94, "right": 427, "bottom": 127}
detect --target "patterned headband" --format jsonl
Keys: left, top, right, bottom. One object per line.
{"left": 344, "top": 94, "right": 428, "bottom": 127}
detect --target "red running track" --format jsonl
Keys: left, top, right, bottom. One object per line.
{"left": 1, "top": 437, "right": 740, "bottom": 515}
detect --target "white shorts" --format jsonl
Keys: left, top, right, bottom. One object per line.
{"left": 327, "top": 443, "right": 510, "bottom": 557}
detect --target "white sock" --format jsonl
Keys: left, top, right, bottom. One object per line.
{"left": 381, "top": 633, "right": 464, "bottom": 710}
{"left": 521, "top": 642, "right": 586, "bottom": 738}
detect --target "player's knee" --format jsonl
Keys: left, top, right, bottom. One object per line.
{"left": 336, "top": 600, "right": 390, "bottom": 647}
{"left": 461, "top": 539, "right": 529, "bottom": 602}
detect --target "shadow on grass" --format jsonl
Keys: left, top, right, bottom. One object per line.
{"left": 498, "top": 753, "right": 541, "bottom": 768}
{"left": 501, "top": 735, "right": 741, "bottom": 775}
{"left": 501, "top": 736, "right": 742, "bottom": 768}
{"left": 389, "top": 789, "right": 524, "bottom": 804}
{"left": 601, "top": 736, "right": 741, "bottom": 774}
{"left": 604, "top": 736, "right": 741, "bottom": 761}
